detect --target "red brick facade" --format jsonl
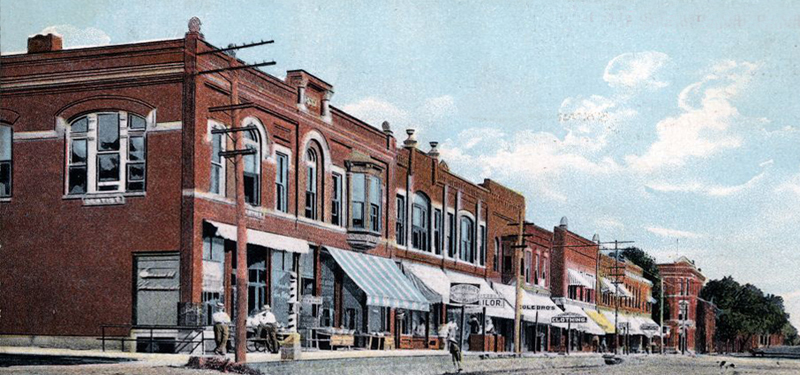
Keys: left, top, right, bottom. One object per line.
{"left": 0, "top": 24, "right": 523, "bottom": 346}
{"left": 657, "top": 257, "right": 709, "bottom": 354}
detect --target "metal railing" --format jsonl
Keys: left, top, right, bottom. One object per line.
{"left": 99, "top": 324, "right": 208, "bottom": 354}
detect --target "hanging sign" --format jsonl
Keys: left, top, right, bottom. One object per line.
{"left": 522, "top": 304, "right": 557, "bottom": 311}
{"left": 450, "top": 283, "right": 480, "bottom": 305}
{"left": 551, "top": 312, "right": 587, "bottom": 324}
{"left": 641, "top": 323, "right": 660, "bottom": 331}
{"left": 479, "top": 294, "right": 505, "bottom": 307}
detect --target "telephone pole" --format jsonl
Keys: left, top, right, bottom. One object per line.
{"left": 511, "top": 208, "right": 527, "bottom": 354}
{"left": 201, "top": 37, "right": 275, "bottom": 364}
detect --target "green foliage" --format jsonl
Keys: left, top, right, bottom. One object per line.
{"left": 700, "top": 276, "right": 795, "bottom": 344}
{"left": 620, "top": 247, "right": 668, "bottom": 323}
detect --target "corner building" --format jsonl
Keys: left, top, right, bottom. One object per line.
{"left": 657, "top": 256, "right": 709, "bottom": 354}
{"left": 0, "top": 21, "right": 524, "bottom": 351}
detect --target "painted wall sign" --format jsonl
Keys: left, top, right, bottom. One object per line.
{"left": 449, "top": 283, "right": 480, "bottom": 305}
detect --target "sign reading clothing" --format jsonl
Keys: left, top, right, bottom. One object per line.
{"left": 450, "top": 283, "right": 480, "bottom": 305}
{"left": 551, "top": 312, "right": 588, "bottom": 324}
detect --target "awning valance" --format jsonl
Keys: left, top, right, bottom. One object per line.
{"left": 401, "top": 262, "right": 450, "bottom": 304}
{"left": 325, "top": 247, "right": 429, "bottom": 311}
{"left": 206, "top": 220, "right": 309, "bottom": 254}
{"left": 601, "top": 277, "right": 633, "bottom": 298}
{"left": 553, "top": 304, "right": 605, "bottom": 335}
{"left": 633, "top": 316, "right": 661, "bottom": 337}
{"left": 585, "top": 309, "right": 615, "bottom": 334}
{"left": 600, "top": 310, "right": 642, "bottom": 335}
{"left": 567, "top": 269, "right": 594, "bottom": 289}
{"left": 492, "top": 283, "right": 562, "bottom": 323}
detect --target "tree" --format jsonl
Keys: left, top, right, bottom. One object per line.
{"left": 620, "top": 247, "right": 668, "bottom": 323}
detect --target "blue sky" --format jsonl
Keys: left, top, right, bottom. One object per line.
{"left": 3, "top": 0, "right": 800, "bottom": 328}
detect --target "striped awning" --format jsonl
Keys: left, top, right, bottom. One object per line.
{"left": 567, "top": 269, "right": 594, "bottom": 289}
{"left": 325, "top": 247, "right": 429, "bottom": 311}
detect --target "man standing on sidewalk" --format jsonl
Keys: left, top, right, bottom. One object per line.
{"left": 213, "top": 302, "right": 231, "bottom": 356}
{"left": 446, "top": 320, "right": 463, "bottom": 373}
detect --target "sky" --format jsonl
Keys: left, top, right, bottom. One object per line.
{"left": 2, "top": 0, "right": 800, "bottom": 329}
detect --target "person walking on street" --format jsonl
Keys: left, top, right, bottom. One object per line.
{"left": 446, "top": 320, "right": 463, "bottom": 373}
{"left": 212, "top": 302, "right": 231, "bottom": 356}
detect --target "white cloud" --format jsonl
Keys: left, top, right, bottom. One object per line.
{"left": 603, "top": 51, "right": 670, "bottom": 90}
{"left": 626, "top": 61, "right": 759, "bottom": 173}
{"left": 421, "top": 95, "right": 457, "bottom": 121}
{"left": 646, "top": 172, "right": 765, "bottom": 197}
{"left": 645, "top": 226, "right": 703, "bottom": 239}
{"left": 340, "top": 97, "right": 409, "bottom": 130}
{"left": 40, "top": 25, "right": 111, "bottom": 48}
{"left": 595, "top": 217, "right": 625, "bottom": 231}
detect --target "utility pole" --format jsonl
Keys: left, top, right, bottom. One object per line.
{"left": 201, "top": 38, "right": 276, "bottom": 364}
{"left": 660, "top": 278, "right": 664, "bottom": 355}
{"left": 512, "top": 208, "right": 526, "bottom": 354}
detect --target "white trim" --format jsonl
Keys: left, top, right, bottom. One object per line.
{"left": 182, "top": 188, "right": 235, "bottom": 205}
{"left": 0, "top": 64, "right": 184, "bottom": 90}
{"left": 206, "top": 120, "right": 227, "bottom": 198}
{"left": 299, "top": 129, "right": 332, "bottom": 171}
{"left": 241, "top": 116, "right": 270, "bottom": 159}
{"left": 13, "top": 130, "right": 60, "bottom": 140}
{"left": 151, "top": 121, "right": 182, "bottom": 132}
{"left": 395, "top": 188, "right": 407, "bottom": 196}
{"left": 297, "top": 215, "right": 348, "bottom": 233}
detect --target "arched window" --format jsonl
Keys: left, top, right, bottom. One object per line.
{"left": 243, "top": 129, "right": 260, "bottom": 206}
{"left": 492, "top": 238, "right": 500, "bottom": 271}
{"left": 0, "top": 124, "right": 11, "bottom": 197}
{"left": 459, "top": 215, "right": 474, "bottom": 263}
{"left": 67, "top": 112, "right": 147, "bottom": 195}
{"left": 411, "top": 192, "right": 430, "bottom": 252}
{"left": 304, "top": 148, "right": 318, "bottom": 219}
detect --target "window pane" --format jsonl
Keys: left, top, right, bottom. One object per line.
{"left": 353, "top": 202, "right": 364, "bottom": 228}
{"left": 129, "top": 114, "right": 146, "bottom": 130}
{"left": 352, "top": 173, "right": 365, "bottom": 202}
{"left": 128, "top": 163, "right": 145, "bottom": 181}
{"left": 98, "top": 184, "right": 117, "bottom": 191}
{"left": 244, "top": 152, "right": 257, "bottom": 174}
{"left": 211, "top": 165, "right": 221, "bottom": 194}
{"left": 71, "top": 117, "right": 88, "bottom": 133}
{"left": 97, "top": 113, "right": 120, "bottom": 151}
{"left": 0, "top": 126, "right": 10, "bottom": 161}
{"left": 129, "top": 136, "right": 145, "bottom": 161}
{"left": 68, "top": 166, "right": 87, "bottom": 194}
{"left": 212, "top": 133, "right": 222, "bottom": 163}
{"left": 369, "top": 176, "right": 380, "bottom": 205}
{"left": 127, "top": 181, "right": 144, "bottom": 192}
{"left": 244, "top": 172, "right": 259, "bottom": 205}
{"left": 0, "top": 161, "right": 10, "bottom": 196}
{"left": 98, "top": 153, "right": 120, "bottom": 182}
{"left": 71, "top": 139, "right": 87, "bottom": 164}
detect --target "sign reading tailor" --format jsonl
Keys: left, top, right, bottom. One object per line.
{"left": 450, "top": 283, "right": 480, "bottom": 305}
{"left": 551, "top": 312, "right": 588, "bottom": 324}
{"left": 479, "top": 294, "right": 505, "bottom": 307}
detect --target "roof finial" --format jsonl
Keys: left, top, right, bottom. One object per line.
{"left": 188, "top": 17, "right": 202, "bottom": 33}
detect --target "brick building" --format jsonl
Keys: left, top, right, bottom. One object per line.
{"left": 0, "top": 20, "right": 524, "bottom": 351}
{"left": 658, "top": 256, "right": 709, "bottom": 354}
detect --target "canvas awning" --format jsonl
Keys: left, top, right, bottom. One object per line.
{"left": 492, "top": 283, "right": 562, "bottom": 323}
{"left": 633, "top": 316, "right": 661, "bottom": 337}
{"left": 325, "top": 247, "right": 429, "bottom": 311}
{"left": 600, "top": 310, "right": 642, "bottom": 335}
{"left": 401, "top": 262, "right": 449, "bottom": 304}
{"left": 206, "top": 220, "right": 310, "bottom": 254}
{"left": 553, "top": 304, "right": 605, "bottom": 335}
{"left": 601, "top": 277, "right": 633, "bottom": 298}
{"left": 567, "top": 269, "right": 594, "bottom": 289}
{"left": 585, "top": 309, "right": 615, "bottom": 334}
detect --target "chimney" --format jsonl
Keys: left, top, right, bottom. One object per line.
{"left": 27, "top": 34, "right": 63, "bottom": 53}
{"left": 404, "top": 128, "right": 418, "bottom": 148}
{"left": 428, "top": 141, "right": 440, "bottom": 159}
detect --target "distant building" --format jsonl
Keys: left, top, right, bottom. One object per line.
{"left": 657, "top": 256, "right": 713, "bottom": 354}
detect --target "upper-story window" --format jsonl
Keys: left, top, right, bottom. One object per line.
{"left": 210, "top": 125, "right": 226, "bottom": 196}
{"left": 542, "top": 257, "right": 548, "bottom": 287}
{"left": 411, "top": 192, "right": 430, "bottom": 252}
{"left": 396, "top": 195, "right": 406, "bottom": 245}
{"left": 305, "top": 148, "right": 318, "bottom": 219}
{"left": 276, "top": 152, "right": 288, "bottom": 212}
{"left": 349, "top": 172, "right": 382, "bottom": 233}
{"left": 433, "top": 209, "right": 442, "bottom": 255}
{"left": 492, "top": 238, "right": 500, "bottom": 272}
{"left": 0, "top": 124, "right": 11, "bottom": 197}
{"left": 67, "top": 112, "right": 147, "bottom": 195}
{"left": 242, "top": 129, "right": 260, "bottom": 206}
{"left": 446, "top": 212, "right": 456, "bottom": 258}
{"left": 459, "top": 215, "right": 474, "bottom": 263}
{"left": 479, "top": 224, "right": 486, "bottom": 266}
{"left": 524, "top": 250, "right": 532, "bottom": 284}
{"left": 535, "top": 253, "right": 540, "bottom": 285}
{"left": 332, "top": 173, "right": 343, "bottom": 226}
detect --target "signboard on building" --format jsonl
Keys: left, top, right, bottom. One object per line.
{"left": 522, "top": 304, "right": 557, "bottom": 311}
{"left": 449, "top": 283, "right": 480, "bottom": 305}
{"left": 551, "top": 312, "right": 587, "bottom": 324}
{"left": 641, "top": 323, "right": 660, "bottom": 331}
{"left": 479, "top": 294, "right": 505, "bottom": 308}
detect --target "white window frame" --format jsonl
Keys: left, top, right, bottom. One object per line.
{"left": 0, "top": 124, "right": 12, "bottom": 198}
{"left": 208, "top": 121, "right": 227, "bottom": 196}
{"left": 66, "top": 111, "right": 149, "bottom": 195}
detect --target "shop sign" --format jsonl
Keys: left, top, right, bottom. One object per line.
{"left": 302, "top": 295, "right": 323, "bottom": 304}
{"left": 522, "top": 304, "right": 557, "bottom": 311}
{"left": 641, "top": 323, "right": 660, "bottom": 331}
{"left": 450, "top": 283, "right": 480, "bottom": 305}
{"left": 479, "top": 294, "right": 505, "bottom": 307}
{"left": 551, "top": 312, "right": 587, "bottom": 324}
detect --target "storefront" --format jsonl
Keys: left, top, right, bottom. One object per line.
{"left": 585, "top": 309, "right": 615, "bottom": 352}
{"left": 320, "top": 247, "right": 429, "bottom": 350}
{"left": 402, "top": 262, "right": 515, "bottom": 352}
{"left": 492, "top": 283, "right": 562, "bottom": 353}
{"left": 553, "top": 304, "right": 604, "bottom": 353}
